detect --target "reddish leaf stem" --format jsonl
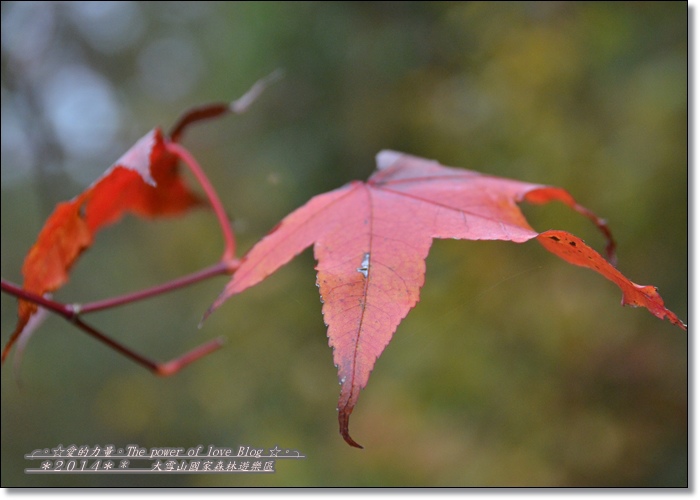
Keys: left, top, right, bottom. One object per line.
{"left": 78, "top": 261, "right": 235, "bottom": 314}
{"left": 1, "top": 278, "right": 226, "bottom": 376}
{"left": 1, "top": 280, "right": 66, "bottom": 317}
{"left": 70, "top": 316, "right": 225, "bottom": 376}
{"left": 168, "top": 103, "right": 231, "bottom": 144}
{"left": 167, "top": 142, "right": 237, "bottom": 262}
{"left": 2, "top": 260, "right": 235, "bottom": 317}
{"left": 167, "top": 69, "right": 282, "bottom": 142}
{"left": 155, "top": 336, "right": 226, "bottom": 377}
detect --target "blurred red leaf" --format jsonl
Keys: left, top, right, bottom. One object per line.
{"left": 208, "top": 150, "right": 686, "bottom": 448}
{"left": 2, "top": 127, "right": 201, "bottom": 362}
{"left": 3, "top": 73, "right": 282, "bottom": 365}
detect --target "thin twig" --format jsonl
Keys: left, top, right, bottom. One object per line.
{"left": 2, "top": 260, "right": 235, "bottom": 317}
{"left": 1, "top": 280, "right": 68, "bottom": 317}
{"left": 167, "top": 69, "right": 283, "bottom": 141}
{"left": 79, "top": 261, "right": 234, "bottom": 314}
{"left": 71, "top": 316, "right": 225, "bottom": 376}
{"left": 1, "top": 278, "right": 227, "bottom": 376}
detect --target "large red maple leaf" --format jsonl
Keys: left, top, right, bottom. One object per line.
{"left": 207, "top": 150, "right": 686, "bottom": 448}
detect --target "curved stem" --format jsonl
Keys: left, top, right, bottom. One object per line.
{"left": 167, "top": 142, "right": 236, "bottom": 262}
{"left": 168, "top": 103, "right": 231, "bottom": 144}
{"left": 167, "top": 69, "right": 282, "bottom": 142}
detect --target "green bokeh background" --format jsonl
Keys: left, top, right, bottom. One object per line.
{"left": 1, "top": 1, "right": 687, "bottom": 487}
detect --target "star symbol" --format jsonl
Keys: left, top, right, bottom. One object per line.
{"left": 268, "top": 446, "right": 280, "bottom": 457}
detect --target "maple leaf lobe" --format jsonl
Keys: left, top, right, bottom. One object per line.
{"left": 537, "top": 230, "right": 686, "bottom": 330}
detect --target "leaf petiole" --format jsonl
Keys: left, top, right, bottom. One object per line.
{"left": 166, "top": 142, "right": 237, "bottom": 262}
{"left": 1, "top": 278, "right": 226, "bottom": 375}
{"left": 78, "top": 261, "right": 235, "bottom": 314}
{"left": 68, "top": 316, "right": 226, "bottom": 377}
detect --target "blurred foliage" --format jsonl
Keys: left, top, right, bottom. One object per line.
{"left": 1, "top": 1, "right": 687, "bottom": 487}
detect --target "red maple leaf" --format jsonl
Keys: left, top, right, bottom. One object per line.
{"left": 2, "top": 72, "right": 281, "bottom": 366}
{"left": 207, "top": 150, "right": 686, "bottom": 448}
{"left": 2, "top": 127, "right": 201, "bottom": 363}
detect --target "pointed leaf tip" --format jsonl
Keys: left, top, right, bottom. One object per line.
{"left": 537, "top": 230, "right": 686, "bottom": 331}
{"left": 339, "top": 407, "right": 364, "bottom": 449}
